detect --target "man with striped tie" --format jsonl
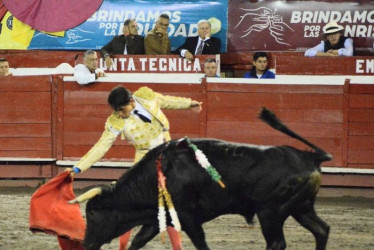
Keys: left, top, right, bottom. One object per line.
{"left": 175, "top": 19, "right": 221, "bottom": 61}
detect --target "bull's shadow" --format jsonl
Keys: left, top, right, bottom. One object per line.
{"left": 71, "top": 108, "right": 331, "bottom": 250}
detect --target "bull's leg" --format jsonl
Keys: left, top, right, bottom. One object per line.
{"left": 181, "top": 217, "right": 210, "bottom": 250}
{"left": 257, "top": 210, "right": 286, "bottom": 250}
{"left": 292, "top": 203, "right": 329, "bottom": 250}
{"left": 128, "top": 225, "right": 158, "bottom": 250}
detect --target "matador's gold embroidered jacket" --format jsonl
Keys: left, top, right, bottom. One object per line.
{"left": 75, "top": 87, "right": 192, "bottom": 172}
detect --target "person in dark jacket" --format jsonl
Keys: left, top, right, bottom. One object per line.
{"left": 304, "top": 22, "right": 353, "bottom": 57}
{"left": 101, "top": 18, "right": 145, "bottom": 68}
{"left": 175, "top": 19, "right": 221, "bottom": 61}
{"left": 244, "top": 52, "right": 275, "bottom": 79}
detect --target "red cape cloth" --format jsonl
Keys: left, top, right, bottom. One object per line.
{"left": 2, "top": 0, "right": 103, "bottom": 32}
{"left": 29, "top": 171, "right": 85, "bottom": 249}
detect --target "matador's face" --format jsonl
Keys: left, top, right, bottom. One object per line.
{"left": 116, "top": 100, "right": 135, "bottom": 119}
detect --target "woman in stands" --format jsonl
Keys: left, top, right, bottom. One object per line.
{"left": 304, "top": 22, "right": 354, "bottom": 57}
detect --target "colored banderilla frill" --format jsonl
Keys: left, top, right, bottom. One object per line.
{"left": 185, "top": 137, "right": 226, "bottom": 188}
{"left": 156, "top": 155, "right": 182, "bottom": 243}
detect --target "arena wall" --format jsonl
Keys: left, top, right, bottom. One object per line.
{"left": 0, "top": 67, "right": 373, "bottom": 193}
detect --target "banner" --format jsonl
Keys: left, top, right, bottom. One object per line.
{"left": 228, "top": 1, "right": 374, "bottom": 54}
{"left": 23, "top": 0, "right": 228, "bottom": 52}
{"left": 96, "top": 54, "right": 220, "bottom": 74}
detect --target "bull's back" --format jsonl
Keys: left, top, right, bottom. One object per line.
{"left": 168, "top": 139, "right": 323, "bottom": 219}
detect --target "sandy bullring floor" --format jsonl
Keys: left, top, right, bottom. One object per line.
{"left": 0, "top": 187, "right": 373, "bottom": 250}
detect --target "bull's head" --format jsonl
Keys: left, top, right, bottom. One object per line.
{"left": 68, "top": 186, "right": 122, "bottom": 250}
{"left": 68, "top": 182, "right": 159, "bottom": 250}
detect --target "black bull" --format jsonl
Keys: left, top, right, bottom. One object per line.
{"left": 74, "top": 108, "right": 331, "bottom": 250}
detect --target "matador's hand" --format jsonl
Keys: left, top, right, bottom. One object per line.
{"left": 190, "top": 100, "right": 203, "bottom": 113}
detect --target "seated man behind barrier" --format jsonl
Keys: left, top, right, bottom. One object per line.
{"left": 144, "top": 14, "right": 171, "bottom": 55}
{"left": 0, "top": 58, "right": 12, "bottom": 76}
{"left": 101, "top": 18, "right": 145, "bottom": 69}
{"left": 203, "top": 58, "right": 220, "bottom": 78}
{"left": 175, "top": 19, "right": 221, "bottom": 61}
{"left": 304, "top": 22, "right": 354, "bottom": 57}
{"left": 244, "top": 52, "right": 275, "bottom": 79}
{"left": 74, "top": 50, "right": 106, "bottom": 85}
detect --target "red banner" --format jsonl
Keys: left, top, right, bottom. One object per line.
{"left": 99, "top": 54, "right": 220, "bottom": 73}
{"left": 228, "top": 1, "right": 374, "bottom": 55}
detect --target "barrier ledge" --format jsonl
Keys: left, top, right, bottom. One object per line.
{"left": 206, "top": 75, "right": 373, "bottom": 85}
{"left": 322, "top": 167, "right": 374, "bottom": 175}
{"left": 10, "top": 63, "right": 75, "bottom": 76}
{"left": 349, "top": 77, "right": 374, "bottom": 84}
{"left": 0, "top": 157, "right": 56, "bottom": 162}
{"left": 56, "top": 160, "right": 132, "bottom": 168}
{"left": 63, "top": 73, "right": 205, "bottom": 84}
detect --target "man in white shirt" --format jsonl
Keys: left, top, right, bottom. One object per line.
{"left": 74, "top": 50, "right": 106, "bottom": 85}
{"left": 304, "top": 22, "right": 354, "bottom": 57}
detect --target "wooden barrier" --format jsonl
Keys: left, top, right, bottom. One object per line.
{"left": 0, "top": 67, "right": 373, "bottom": 190}
{"left": 2, "top": 50, "right": 372, "bottom": 77}
{"left": 58, "top": 77, "right": 206, "bottom": 162}
{"left": 0, "top": 76, "right": 55, "bottom": 186}
{"left": 0, "top": 76, "right": 53, "bottom": 158}
{"left": 220, "top": 52, "right": 374, "bottom": 77}
{"left": 204, "top": 78, "right": 345, "bottom": 167}
{"left": 348, "top": 81, "right": 374, "bottom": 169}
{"left": 276, "top": 56, "right": 374, "bottom": 75}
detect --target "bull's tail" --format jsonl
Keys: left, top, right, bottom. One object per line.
{"left": 259, "top": 107, "right": 332, "bottom": 162}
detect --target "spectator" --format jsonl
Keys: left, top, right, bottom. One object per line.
{"left": 304, "top": 22, "right": 354, "bottom": 57}
{"left": 244, "top": 52, "right": 275, "bottom": 79}
{"left": 0, "top": 58, "right": 12, "bottom": 76}
{"left": 176, "top": 19, "right": 221, "bottom": 61}
{"left": 203, "top": 58, "right": 219, "bottom": 77}
{"left": 144, "top": 14, "right": 171, "bottom": 55}
{"left": 66, "top": 85, "right": 202, "bottom": 250}
{"left": 101, "top": 18, "right": 145, "bottom": 69}
{"left": 74, "top": 50, "right": 106, "bottom": 85}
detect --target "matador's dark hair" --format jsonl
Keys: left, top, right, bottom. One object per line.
{"left": 108, "top": 85, "right": 132, "bottom": 111}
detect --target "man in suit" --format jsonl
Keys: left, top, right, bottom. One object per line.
{"left": 66, "top": 85, "right": 202, "bottom": 250}
{"left": 101, "top": 18, "right": 145, "bottom": 68}
{"left": 176, "top": 19, "right": 221, "bottom": 61}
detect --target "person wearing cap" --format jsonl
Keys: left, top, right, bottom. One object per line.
{"left": 304, "top": 22, "right": 353, "bottom": 57}
{"left": 65, "top": 85, "right": 202, "bottom": 250}
{"left": 0, "top": 58, "right": 12, "bottom": 76}
{"left": 101, "top": 18, "right": 145, "bottom": 69}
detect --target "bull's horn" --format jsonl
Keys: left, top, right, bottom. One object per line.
{"left": 68, "top": 187, "right": 102, "bottom": 204}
